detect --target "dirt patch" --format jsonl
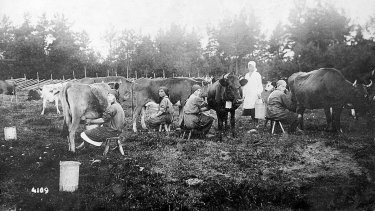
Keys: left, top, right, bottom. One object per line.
{"left": 281, "top": 141, "right": 362, "bottom": 178}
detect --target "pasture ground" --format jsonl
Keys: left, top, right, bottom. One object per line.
{"left": 0, "top": 91, "right": 374, "bottom": 210}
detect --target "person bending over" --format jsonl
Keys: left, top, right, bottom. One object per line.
{"left": 267, "top": 80, "right": 302, "bottom": 134}
{"left": 182, "top": 84, "right": 214, "bottom": 137}
{"left": 78, "top": 93, "right": 125, "bottom": 148}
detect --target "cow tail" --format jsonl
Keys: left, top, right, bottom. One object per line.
{"left": 60, "top": 83, "right": 72, "bottom": 137}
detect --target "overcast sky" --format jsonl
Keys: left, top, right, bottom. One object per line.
{"left": 1, "top": 0, "right": 374, "bottom": 56}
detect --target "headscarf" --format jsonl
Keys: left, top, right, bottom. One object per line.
{"left": 159, "top": 86, "right": 169, "bottom": 97}
{"left": 248, "top": 61, "right": 257, "bottom": 71}
{"left": 276, "top": 80, "right": 287, "bottom": 88}
{"left": 191, "top": 84, "right": 202, "bottom": 94}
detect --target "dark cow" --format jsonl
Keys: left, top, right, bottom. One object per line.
{"left": 131, "top": 77, "right": 207, "bottom": 132}
{"left": 207, "top": 73, "right": 248, "bottom": 138}
{"left": 61, "top": 80, "right": 133, "bottom": 152}
{"left": 288, "top": 68, "right": 372, "bottom": 132}
{"left": 355, "top": 69, "right": 375, "bottom": 128}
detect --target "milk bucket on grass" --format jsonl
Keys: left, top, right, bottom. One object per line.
{"left": 4, "top": 127, "right": 17, "bottom": 140}
{"left": 255, "top": 99, "right": 266, "bottom": 120}
{"left": 59, "top": 161, "right": 81, "bottom": 192}
{"left": 85, "top": 124, "right": 99, "bottom": 130}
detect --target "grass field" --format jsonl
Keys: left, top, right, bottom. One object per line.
{"left": 0, "top": 91, "right": 374, "bottom": 210}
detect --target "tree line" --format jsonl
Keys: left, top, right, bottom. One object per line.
{"left": 1, "top": 1, "right": 375, "bottom": 82}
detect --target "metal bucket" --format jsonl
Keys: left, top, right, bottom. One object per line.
{"left": 59, "top": 161, "right": 81, "bottom": 192}
{"left": 85, "top": 124, "right": 99, "bottom": 130}
{"left": 4, "top": 127, "right": 17, "bottom": 140}
{"left": 255, "top": 99, "right": 266, "bottom": 120}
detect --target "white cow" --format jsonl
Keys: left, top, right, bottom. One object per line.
{"left": 40, "top": 82, "right": 67, "bottom": 115}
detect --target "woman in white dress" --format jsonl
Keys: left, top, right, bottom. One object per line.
{"left": 242, "top": 61, "right": 264, "bottom": 123}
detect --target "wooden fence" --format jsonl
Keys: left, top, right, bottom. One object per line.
{"left": 6, "top": 78, "right": 78, "bottom": 91}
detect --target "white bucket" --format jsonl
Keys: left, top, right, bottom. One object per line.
{"left": 59, "top": 161, "right": 81, "bottom": 192}
{"left": 85, "top": 124, "right": 99, "bottom": 130}
{"left": 4, "top": 127, "right": 17, "bottom": 140}
{"left": 255, "top": 99, "right": 266, "bottom": 120}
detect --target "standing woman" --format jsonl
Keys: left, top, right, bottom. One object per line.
{"left": 147, "top": 86, "right": 174, "bottom": 129}
{"left": 242, "top": 61, "right": 263, "bottom": 123}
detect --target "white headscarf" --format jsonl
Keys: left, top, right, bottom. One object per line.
{"left": 248, "top": 61, "right": 257, "bottom": 71}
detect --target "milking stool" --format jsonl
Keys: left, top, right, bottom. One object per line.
{"left": 264, "top": 117, "right": 286, "bottom": 134}
{"left": 159, "top": 123, "right": 171, "bottom": 136}
{"left": 180, "top": 128, "right": 195, "bottom": 141}
{"left": 103, "top": 136, "right": 125, "bottom": 156}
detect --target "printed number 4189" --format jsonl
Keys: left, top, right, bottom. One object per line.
{"left": 31, "top": 187, "right": 49, "bottom": 194}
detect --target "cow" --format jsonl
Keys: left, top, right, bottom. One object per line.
{"left": 78, "top": 76, "right": 132, "bottom": 102}
{"left": 207, "top": 73, "right": 248, "bottom": 139}
{"left": 61, "top": 80, "right": 133, "bottom": 152}
{"left": 355, "top": 69, "right": 375, "bottom": 129}
{"left": 288, "top": 68, "right": 372, "bottom": 132}
{"left": 77, "top": 76, "right": 126, "bottom": 84}
{"left": 261, "top": 81, "right": 276, "bottom": 103}
{"left": 131, "top": 77, "right": 207, "bottom": 132}
{"left": 40, "top": 82, "right": 67, "bottom": 115}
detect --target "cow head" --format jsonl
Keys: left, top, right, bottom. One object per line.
{"left": 351, "top": 80, "right": 372, "bottom": 116}
{"left": 264, "top": 81, "right": 275, "bottom": 92}
{"left": 218, "top": 73, "right": 248, "bottom": 105}
{"left": 117, "top": 79, "right": 133, "bottom": 102}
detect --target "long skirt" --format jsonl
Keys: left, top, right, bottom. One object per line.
{"left": 183, "top": 113, "right": 213, "bottom": 135}
{"left": 84, "top": 126, "right": 121, "bottom": 142}
{"left": 147, "top": 114, "right": 173, "bottom": 129}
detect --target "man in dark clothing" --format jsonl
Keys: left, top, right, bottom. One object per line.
{"left": 182, "top": 84, "right": 214, "bottom": 136}
{"left": 267, "top": 80, "right": 302, "bottom": 134}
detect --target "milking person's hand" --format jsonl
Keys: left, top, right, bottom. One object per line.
{"left": 257, "top": 94, "right": 261, "bottom": 99}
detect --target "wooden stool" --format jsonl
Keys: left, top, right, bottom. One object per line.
{"left": 103, "top": 137, "right": 125, "bottom": 156}
{"left": 159, "top": 123, "right": 171, "bottom": 135}
{"left": 264, "top": 117, "right": 286, "bottom": 134}
{"left": 180, "top": 129, "right": 193, "bottom": 141}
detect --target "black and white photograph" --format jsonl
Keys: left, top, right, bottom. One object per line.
{"left": 0, "top": 0, "right": 375, "bottom": 210}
